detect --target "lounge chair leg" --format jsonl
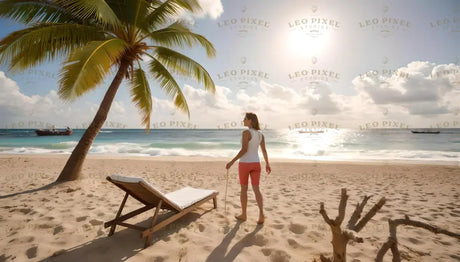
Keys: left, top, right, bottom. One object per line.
{"left": 109, "top": 192, "right": 129, "bottom": 236}
{"left": 144, "top": 200, "right": 163, "bottom": 248}
{"left": 213, "top": 196, "right": 217, "bottom": 209}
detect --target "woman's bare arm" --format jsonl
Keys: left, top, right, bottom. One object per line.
{"left": 260, "top": 134, "right": 271, "bottom": 174}
{"left": 226, "top": 130, "right": 251, "bottom": 169}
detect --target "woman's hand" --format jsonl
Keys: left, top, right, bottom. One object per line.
{"left": 226, "top": 161, "right": 234, "bottom": 170}
{"left": 266, "top": 164, "right": 271, "bottom": 174}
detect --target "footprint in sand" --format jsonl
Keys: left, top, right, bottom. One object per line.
{"left": 152, "top": 256, "right": 166, "bottom": 262}
{"left": 97, "top": 229, "right": 105, "bottom": 236}
{"left": 89, "top": 219, "right": 103, "bottom": 226}
{"left": 53, "top": 225, "right": 64, "bottom": 235}
{"left": 197, "top": 223, "right": 205, "bottom": 232}
{"left": 287, "top": 238, "right": 301, "bottom": 248}
{"left": 76, "top": 216, "right": 88, "bottom": 222}
{"left": 14, "top": 208, "right": 32, "bottom": 215}
{"left": 26, "top": 246, "right": 37, "bottom": 259}
{"left": 261, "top": 249, "right": 291, "bottom": 262}
{"left": 252, "top": 234, "right": 268, "bottom": 246}
{"left": 38, "top": 224, "right": 53, "bottom": 229}
{"left": 261, "top": 248, "right": 272, "bottom": 256}
{"left": 270, "top": 224, "right": 284, "bottom": 230}
{"left": 289, "top": 223, "right": 306, "bottom": 234}
{"left": 25, "top": 236, "right": 35, "bottom": 243}
{"left": 177, "top": 233, "right": 189, "bottom": 244}
{"left": 407, "top": 237, "right": 424, "bottom": 245}
{"left": 308, "top": 231, "right": 324, "bottom": 242}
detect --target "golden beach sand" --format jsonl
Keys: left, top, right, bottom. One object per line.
{"left": 0, "top": 155, "right": 459, "bottom": 261}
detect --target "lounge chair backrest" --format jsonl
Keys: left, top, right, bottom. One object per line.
{"left": 107, "top": 175, "right": 181, "bottom": 211}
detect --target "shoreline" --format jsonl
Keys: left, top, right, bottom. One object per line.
{"left": 0, "top": 153, "right": 458, "bottom": 167}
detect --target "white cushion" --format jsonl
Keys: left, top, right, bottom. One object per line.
{"left": 165, "top": 187, "right": 217, "bottom": 209}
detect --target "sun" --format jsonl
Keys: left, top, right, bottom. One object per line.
{"left": 287, "top": 30, "right": 331, "bottom": 58}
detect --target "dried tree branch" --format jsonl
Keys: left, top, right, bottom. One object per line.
{"left": 320, "top": 202, "right": 334, "bottom": 226}
{"left": 347, "top": 195, "right": 371, "bottom": 229}
{"left": 335, "top": 188, "right": 348, "bottom": 225}
{"left": 393, "top": 215, "right": 460, "bottom": 238}
{"left": 354, "top": 197, "right": 386, "bottom": 232}
{"left": 376, "top": 215, "right": 460, "bottom": 262}
{"left": 375, "top": 238, "right": 393, "bottom": 261}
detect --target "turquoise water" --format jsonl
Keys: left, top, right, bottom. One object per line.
{"left": 0, "top": 128, "right": 459, "bottom": 163}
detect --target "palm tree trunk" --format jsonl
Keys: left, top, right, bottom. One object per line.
{"left": 56, "top": 60, "right": 130, "bottom": 182}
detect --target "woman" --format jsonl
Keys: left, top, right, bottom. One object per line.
{"left": 226, "top": 112, "right": 271, "bottom": 224}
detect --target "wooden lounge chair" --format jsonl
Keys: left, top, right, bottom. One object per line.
{"left": 104, "top": 175, "right": 218, "bottom": 247}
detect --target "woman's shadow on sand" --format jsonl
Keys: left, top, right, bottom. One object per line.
{"left": 206, "top": 221, "right": 264, "bottom": 262}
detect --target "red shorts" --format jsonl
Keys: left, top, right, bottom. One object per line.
{"left": 238, "top": 162, "right": 261, "bottom": 186}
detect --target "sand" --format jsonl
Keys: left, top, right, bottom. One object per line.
{"left": 0, "top": 155, "right": 459, "bottom": 262}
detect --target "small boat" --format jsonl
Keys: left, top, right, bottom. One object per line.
{"left": 35, "top": 128, "right": 73, "bottom": 136}
{"left": 410, "top": 129, "right": 440, "bottom": 134}
{"left": 299, "top": 130, "right": 325, "bottom": 134}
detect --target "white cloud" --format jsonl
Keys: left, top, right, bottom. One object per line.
{"left": 183, "top": 84, "right": 235, "bottom": 110}
{"left": 196, "top": 0, "right": 224, "bottom": 19}
{"left": 298, "top": 82, "right": 341, "bottom": 114}
{"left": 0, "top": 71, "right": 135, "bottom": 128}
{"left": 352, "top": 61, "right": 460, "bottom": 115}
{"left": 179, "top": 0, "right": 223, "bottom": 25}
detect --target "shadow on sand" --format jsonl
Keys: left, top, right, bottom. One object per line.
{"left": 206, "top": 221, "right": 264, "bottom": 262}
{"left": 0, "top": 182, "right": 58, "bottom": 200}
{"left": 39, "top": 210, "right": 212, "bottom": 262}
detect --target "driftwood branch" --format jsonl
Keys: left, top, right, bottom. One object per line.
{"left": 335, "top": 188, "right": 348, "bottom": 225}
{"left": 319, "top": 188, "right": 384, "bottom": 262}
{"left": 375, "top": 215, "right": 460, "bottom": 262}
{"left": 320, "top": 202, "right": 335, "bottom": 226}
{"left": 353, "top": 197, "right": 386, "bottom": 232}
{"left": 347, "top": 195, "right": 371, "bottom": 229}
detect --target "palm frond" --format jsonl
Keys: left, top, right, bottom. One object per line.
{"left": 144, "top": 0, "right": 202, "bottom": 30}
{"left": 149, "top": 21, "right": 215, "bottom": 57}
{"left": 0, "top": 23, "right": 107, "bottom": 71}
{"left": 0, "top": 0, "right": 77, "bottom": 24}
{"left": 130, "top": 67, "right": 152, "bottom": 129}
{"left": 105, "top": 0, "right": 149, "bottom": 28}
{"left": 149, "top": 57, "right": 190, "bottom": 117}
{"left": 56, "top": 0, "right": 121, "bottom": 28}
{"left": 58, "top": 38, "right": 128, "bottom": 100}
{"left": 154, "top": 46, "right": 215, "bottom": 94}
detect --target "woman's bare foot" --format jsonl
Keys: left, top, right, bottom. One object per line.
{"left": 235, "top": 214, "right": 247, "bottom": 221}
{"left": 257, "top": 216, "right": 265, "bottom": 224}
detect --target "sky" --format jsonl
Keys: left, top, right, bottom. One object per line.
{"left": 0, "top": 0, "right": 459, "bottom": 130}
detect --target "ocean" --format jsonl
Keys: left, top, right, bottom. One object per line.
{"left": 0, "top": 128, "right": 459, "bottom": 164}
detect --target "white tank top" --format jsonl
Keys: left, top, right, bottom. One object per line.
{"left": 239, "top": 128, "right": 262, "bottom": 163}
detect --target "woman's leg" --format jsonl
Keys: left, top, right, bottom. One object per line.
{"left": 236, "top": 185, "right": 248, "bottom": 220}
{"left": 237, "top": 163, "right": 250, "bottom": 221}
{"left": 252, "top": 185, "right": 264, "bottom": 224}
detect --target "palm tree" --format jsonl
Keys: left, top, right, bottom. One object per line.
{"left": 0, "top": 0, "right": 216, "bottom": 182}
